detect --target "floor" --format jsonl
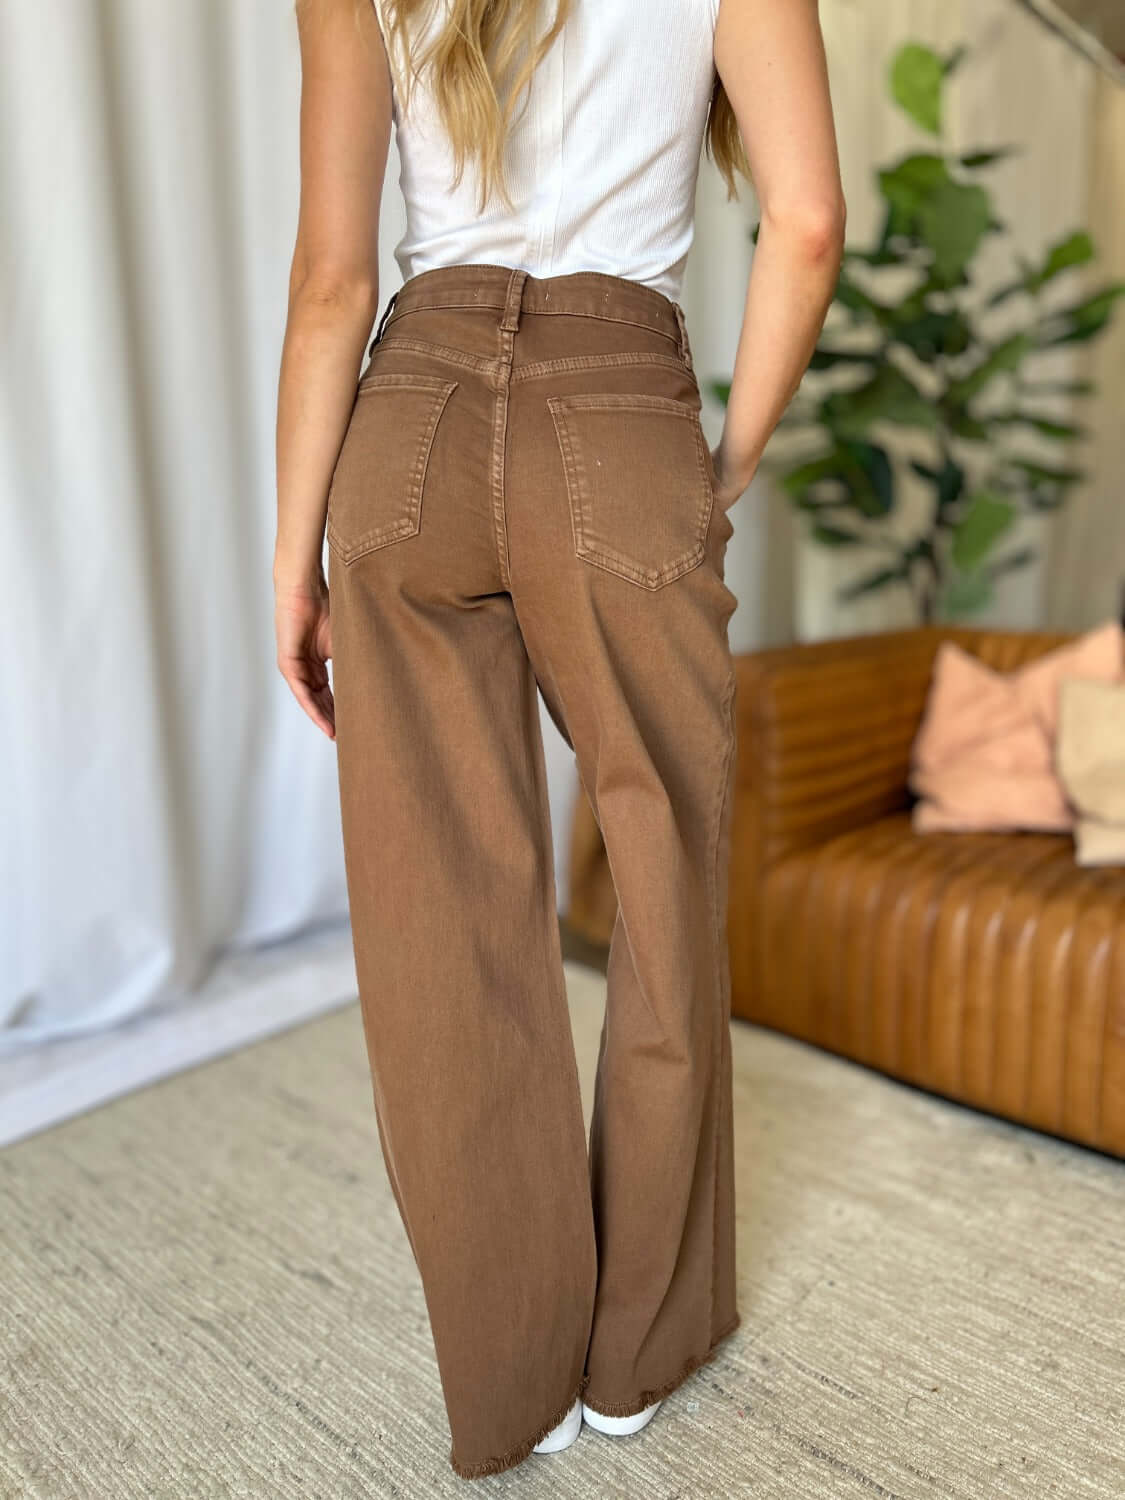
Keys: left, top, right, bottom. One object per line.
{"left": 2, "top": 960, "right": 1124, "bottom": 1498}
{"left": 0, "top": 924, "right": 360, "bottom": 1147}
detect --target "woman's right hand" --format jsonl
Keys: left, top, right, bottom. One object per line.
{"left": 275, "top": 575, "right": 336, "bottom": 740}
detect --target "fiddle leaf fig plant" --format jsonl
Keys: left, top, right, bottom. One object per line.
{"left": 709, "top": 40, "right": 1124, "bottom": 623}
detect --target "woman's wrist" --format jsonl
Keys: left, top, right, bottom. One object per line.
{"left": 273, "top": 554, "right": 326, "bottom": 597}
{"left": 715, "top": 437, "right": 761, "bottom": 494}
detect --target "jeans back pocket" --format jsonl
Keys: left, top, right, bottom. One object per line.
{"left": 327, "top": 372, "right": 458, "bottom": 565}
{"left": 547, "top": 392, "right": 714, "bottom": 590}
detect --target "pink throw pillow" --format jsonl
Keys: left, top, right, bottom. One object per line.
{"left": 909, "top": 622, "right": 1124, "bottom": 834}
{"left": 1013, "top": 620, "right": 1124, "bottom": 738}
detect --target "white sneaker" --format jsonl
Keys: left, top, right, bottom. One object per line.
{"left": 532, "top": 1398, "right": 583, "bottom": 1454}
{"left": 582, "top": 1398, "right": 663, "bottom": 1436}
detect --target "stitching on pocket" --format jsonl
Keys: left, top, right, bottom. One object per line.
{"left": 327, "top": 375, "right": 458, "bottom": 565}
{"left": 361, "top": 340, "right": 497, "bottom": 377}
{"left": 547, "top": 393, "right": 714, "bottom": 590}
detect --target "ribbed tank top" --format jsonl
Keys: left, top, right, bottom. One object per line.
{"left": 372, "top": 0, "right": 720, "bottom": 303}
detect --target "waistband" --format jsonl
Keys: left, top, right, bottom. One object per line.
{"left": 373, "top": 262, "right": 692, "bottom": 364}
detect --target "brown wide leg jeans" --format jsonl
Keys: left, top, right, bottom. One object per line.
{"left": 327, "top": 263, "right": 741, "bottom": 1479}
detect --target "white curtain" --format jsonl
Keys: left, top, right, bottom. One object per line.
{"left": 3, "top": 0, "right": 1119, "bottom": 1050}
{"left": 2, "top": 4, "right": 350, "bottom": 1046}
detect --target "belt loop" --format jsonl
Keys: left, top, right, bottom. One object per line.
{"left": 499, "top": 268, "right": 529, "bottom": 332}
{"left": 369, "top": 288, "right": 399, "bottom": 355}
{"left": 673, "top": 300, "right": 694, "bottom": 371}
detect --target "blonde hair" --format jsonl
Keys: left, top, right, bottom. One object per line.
{"left": 371, "top": 0, "right": 750, "bottom": 215}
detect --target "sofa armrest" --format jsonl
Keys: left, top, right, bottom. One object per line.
{"left": 733, "top": 628, "right": 942, "bottom": 873}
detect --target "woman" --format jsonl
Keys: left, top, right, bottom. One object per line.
{"left": 275, "top": 0, "right": 844, "bottom": 1478}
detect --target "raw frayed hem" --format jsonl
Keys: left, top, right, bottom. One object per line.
{"left": 581, "top": 1311, "right": 742, "bottom": 1420}
{"left": 448, "top": 1370, "right": 590, "bottom": 1480}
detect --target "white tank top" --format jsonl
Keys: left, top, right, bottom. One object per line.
{"left": 373, "top": 0, "right": 720, "bottom": 303}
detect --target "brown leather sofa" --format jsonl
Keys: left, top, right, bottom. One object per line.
{"left": 568, "top": 627, "right": 1125, "bottom": 1159}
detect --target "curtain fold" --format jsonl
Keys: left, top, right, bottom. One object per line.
{"left": 1, "top": 4, "right": 349, "bottom": 1045}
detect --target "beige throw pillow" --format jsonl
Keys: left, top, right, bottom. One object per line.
{"left": 1056, "top": 676, "right": 1125, "bottom": 866}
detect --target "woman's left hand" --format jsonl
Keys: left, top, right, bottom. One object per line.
{"left": 710, "top": 443, "right": 756, "bottom": 513}
{"left": 275, "top": 576, "right": 336, "bottom": 740}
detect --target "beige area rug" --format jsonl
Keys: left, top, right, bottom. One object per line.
{"left": 3, "top": 962, "right": 1123, "bottom": 1500}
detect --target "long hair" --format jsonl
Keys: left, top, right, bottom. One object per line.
{"left": 369, "top": 0, "right": 751, "bottom": 215}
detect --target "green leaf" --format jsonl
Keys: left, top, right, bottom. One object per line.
{"left": 705, "top": 379, "right": 731, "bottom": 406}
{"left": 822, "top": 364, "right": 937, "bottom": 440}
{"left": 812, "top": 522, "right": 866, "bottom": 547}
{"left": 986, "top": 235, "right": 1094, "bottom": 306}
{"left": 1018, "top": 379, "right": 1096, "bottom": 398}
{"left": 891, "top": 44, "right": 945, "bottom": 136}
{"left": 1035, "top": 283, "right": 1125, "bottom": 348}
{"left": 834, "top": 272, "right": 892, "bottom": 323}
{"left": 838, "top": 565, "right": 908, "bottom": 603}
{"left": 791, "top": 492, "right": 848, "bottom": 513}
{"left": 941, "top": 569, "right": 994, "bottom": 618}
{"left": 911, "top": 456, "right": 965, "bottom": 509}
{"left": 878, "top": 154, "right": 950, "bottom": 238}
{"left": 917, "top": 180, "right": 992, "bottom": 283}
{"left": 947, "top": 332, "right": 1033, "bottom": 404}
{"left": 781, "top": 452, "right": 846, "bottom": 496}
{"left": 781, "top": 441, "right": 894, "bottom": 518}
{"left": 945, "top": 408, "right": 992, "bottom": 443}
{"left": 844, "top": 243, "right": 904, "bottom": 269}
{"left": 905, "top": 535, "right": 938, "bottom": 566}
{"left": 1023, "top": 417, "right": 1087, "bottom": 441}
{"left": 807, "top": 347, "right": 880, "bottom": 371}
{"left": 910, "top": 461, "right": 941, "bottom": 486}
{"left": 872, "top": 203, "right": 932, "bottom": 265}
{"left": 845, "top": 439, "right": 895, "bottom": 516}
{"left": 1006, "top": 458, "right": 1087, "bottom": 489}
{"left": 1032, "top": 230, "right": 1095, "bottom": 290}
{"left": 987, "top": 280, "right": 1030, "bottom": 309}
{"left": 990, "top": 411, "right": 1087, "bottom": 441}
{"left": 988, "top": 546, "right": 1038, "bottom": 579}
{"left": 951, "top": 492, "right": 1017, "bottom": 570}
{"left": 960, "top": 147, "right": 1020, "bottom": 169}
{"left": 891, "top": 306, "right": 973, "bottom": 360}
{"left": 780, "top": 454, "right": 841, "bottom": 500}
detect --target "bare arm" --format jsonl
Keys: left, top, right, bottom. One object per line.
{"left": 711, "top": 0, "right": 845, "bottom": 508}
{"left": 274, "top": 0, "right": 391, "bottom": 738}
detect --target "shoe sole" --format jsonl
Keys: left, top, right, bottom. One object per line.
{"left": 532, "top": 1400, "right": 583, "bottom": 1454}
{"left": 582, "top": 1400, "right": 662, "bottom": 1436}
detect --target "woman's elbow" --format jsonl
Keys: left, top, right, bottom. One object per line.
{"left": 288, "top": 257, "right": 380, "bottom": 320}
{"left": 765, "top": 193, "right": 847, "bottom": 267}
